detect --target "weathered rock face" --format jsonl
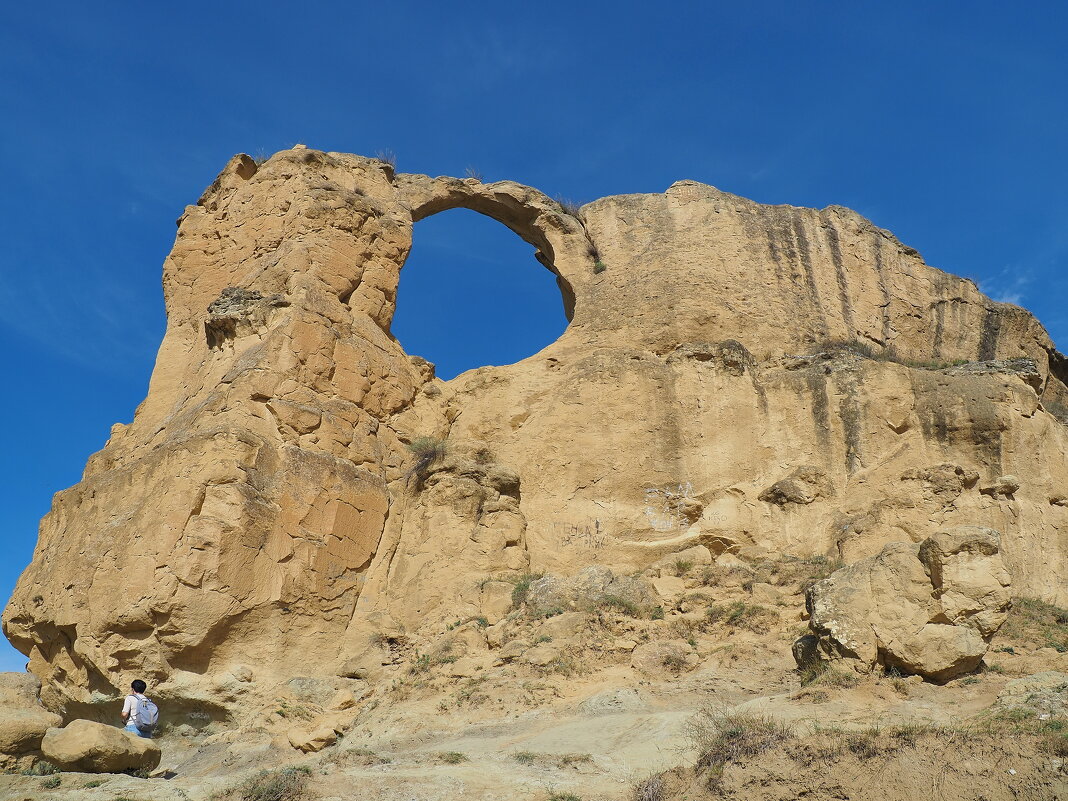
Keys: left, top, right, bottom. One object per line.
{"left": 4, "top": 146, "right": 1067, "bottom": 715}
{"left": 0, "top": 673, "right": 62, "bottom": 769}
{"left": 40, "top": 719, "right": 161, "bottom": 773}
{"left": 522, "top": 566, "right": 655, "bottom": 618}
{"left": 797, "top": 526, "right": 1012, "bottom": 680}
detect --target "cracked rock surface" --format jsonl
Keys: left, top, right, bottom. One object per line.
{"left": 3, "top": 146, "right": 1067, "bottom": 719}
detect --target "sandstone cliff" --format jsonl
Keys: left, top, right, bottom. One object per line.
{"left": 4, "top": 146, "right": 1066, "bottom": 720}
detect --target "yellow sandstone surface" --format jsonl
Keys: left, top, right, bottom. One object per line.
{"left": 3, "top": 146, "right": 1066, "bottom": 727}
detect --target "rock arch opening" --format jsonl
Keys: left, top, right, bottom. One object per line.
{"left": 390, "top": 207, "right": 570, "bottom": 380}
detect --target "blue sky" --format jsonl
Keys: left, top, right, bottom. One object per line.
{"left": 2, "top": 2, "right": 1066, "bottom": 671}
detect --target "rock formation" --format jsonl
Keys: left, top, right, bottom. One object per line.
{"left": 0, "top": 673, "right": 61, "bottom": 770}
{"left": 40, "top": 719, "right": 161, "bottom": 773}
{"left": 795, "top": 526, "right": 1012, "bottom": 680}
{"left": 3, "top": 146, "right": 1067, "bottom": 721}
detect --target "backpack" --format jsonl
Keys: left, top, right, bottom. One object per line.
{"left": 136, "top": 695, "right": 159, "bottom": 733}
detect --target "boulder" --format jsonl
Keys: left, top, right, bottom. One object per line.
{"left": 536, "top": 611, "right": 588, "bottom": 640}
{"left": 41, "top": 719, "right": 161, "bottom": 773}
{"left": 917, "top": 528, "right": 1012, "bottom": 637}
{"left": 288, "top": 724, "right": 339, "bottom": 753}
{"left": 479, "top": 580, "right": 515, "bottom": 624}
{"left": 577, "top": 688, "right": 644, "bottom": 715}
{"left": 443, "top": 656, "right": 485, "bottom": 678}
{"left": 797, "top": 526, "right": 1012, "bottom": 681}
{"left": 900, "top": 463, "right": 979, "bottom": 505}
{"left": 980, "top": 475, "right": 1021, "bottom": 498}
{"left": 0, "top": 673, "right": 62, "bottom": 765}
{"left": 522, "top": 644, "right": 561, "bottom": 667}
{"left": 792, "top": 634, "right": 822, "bottom": 670}
{"left": 750, "top": 582, "right": 782, "bottom": 605}
{"left": 652, "top": 576, "right": 687, "bottom": 599}
{"left": 497, "top": 640, "right": 528, "bottom": 661}
{"left": 759, "top": 466, "right": 833, "bottom": 506}
{"left": 328, "top": 689, "right": 358, "bottom": 711}
{"left": 286, "top": 676, "right": 342, "bottom": 703}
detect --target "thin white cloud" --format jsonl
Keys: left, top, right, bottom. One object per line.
{"left": 0, "top": 643, "right": 26, "bottom": 673}
{"left": 0, "top": 262, "right": 163, "bottom": 373}
{"left": 978, "top": 264, "right": 1034, "bottom": 306}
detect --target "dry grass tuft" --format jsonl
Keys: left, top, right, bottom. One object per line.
{"left": 688, "top": 711, "right": 793, "bottom": 790}
{"left": 216, "top": 765, "right": 311, "bottom": 801}
{"left": 632, "top": 771, "right": 666, "bottom": 801}
{"left": 554, "top": 196, "right": 583, "bottom": 216}
{"left": 671, "top": 559, "right": 694, "bottom": 576}
{"left": 512, "top": 751, "right": 593, "bottom": 769}
{"left": 800, "top": 663, "right": 862, "bottom": 689}
{"left": 405, "top": 436, "right": 447, "bottom": 489}
{"left": 509, "top": 571, "right": 544, "bottom": 609}
{"left": 704, "top": 601, "right": 778, "bottom": 633}
{"left": 998, "top": 597, "right": 1068, "bottom": 652}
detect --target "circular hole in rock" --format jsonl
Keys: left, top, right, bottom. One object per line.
{"left": 391, "top": 208, "right": 568, "bottom": 380}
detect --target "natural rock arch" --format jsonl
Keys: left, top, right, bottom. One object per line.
{"left": 394, "top": 174, "right": 598, "bottom": 322}
{"left": 390, "top": 206, "right": 571, "bottom": 378}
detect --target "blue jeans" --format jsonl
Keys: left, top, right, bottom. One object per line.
{"left": 124, "top": 722, "right": 151, "bottom": 739}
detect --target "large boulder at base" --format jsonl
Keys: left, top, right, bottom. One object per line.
{"left": 41, "top": 719, "right": 161, "bottom": 773}
{"left": 797, "top": 526, "right": 1012, "bottom": 681}
{"left": 0, "top": 673, "right": 62, "bottom": 766}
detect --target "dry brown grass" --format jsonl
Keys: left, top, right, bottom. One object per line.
{"left": 632, "top": 771, "right": 666, "bottom": 801}
{"left": 973, "top": 706, "right": 1068, "bottom": 756}
{"left": 997, "top": 597, "right": 1068, "bottom": 652}
{"left": 687, "top": 711, "right": 793, "bottom": 790}
{"left": 799, "top": 662, "right": 862, "bottom": 689}
{"left": 703, "top": 601, "right": 778, "bottom": 633}
{"left": 214, "top": 765, "right": 311, "bottom": 801}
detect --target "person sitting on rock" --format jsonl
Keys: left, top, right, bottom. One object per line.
{"left": 120, "top": 679, "right": 158, "bottom": 738}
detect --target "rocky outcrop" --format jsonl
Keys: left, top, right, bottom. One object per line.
{"left": 796, "top": 526, "right": 1012, "bottom": 680}
{"left": 4, "top": 147, "right": 1067, "bottom": 717}
{"left": 40, "top": 719, "right": 161, "bottom": 773}
{"left": 0, "top": 673, "right": 62, "bottom": 770}
{"left": 759, "top": 466, "right": 833, "bottom": 506}
{"left": 522, "top": 567, "right": 656, "bottom": 618}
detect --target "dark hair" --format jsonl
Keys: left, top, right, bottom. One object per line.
{"left": 131, "top": 679, "right": 147, "bottom": 694}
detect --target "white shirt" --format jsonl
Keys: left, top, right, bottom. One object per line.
{"left": 122, "top": 693, "right": 147, "bottom": 726}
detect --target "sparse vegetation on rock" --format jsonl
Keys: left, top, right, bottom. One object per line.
{"left": 217, "top": 765, "right": 311, "bottom": 801}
